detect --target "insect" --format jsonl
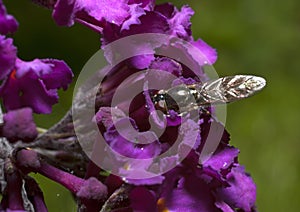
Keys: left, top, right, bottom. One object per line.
{"left": 151, "top": 75, "right": 266, "bottom": 115}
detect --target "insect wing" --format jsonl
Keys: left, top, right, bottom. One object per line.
{"left": 195, "top": 75, "right": 266, "bottom": 106}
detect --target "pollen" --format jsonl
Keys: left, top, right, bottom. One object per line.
{"left": 157, "top": 198, "right": 169, "bottom": 212}
{"left": 10, "top": 69, "right": 17, "bottom": 80}
{"left": 123, "top": 163, "right": 131, "bottom": 170}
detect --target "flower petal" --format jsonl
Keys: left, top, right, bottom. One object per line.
{"left": 204, "top": 146, "right": 239, "bottom": 171}
{"left": 191, "top": 39, "right": 218, "bottom": 65}
{"left": 0, "top": 59, "right": 73, "bottom": 113}
{"left": 163, "top": 175, "right": 220, "bottom": 212}
{"left": 0, "top": 35, "right": 16, "bottom": 80}
{"left": 156, "top": 4, "right": 194, "bottom": 40}
{"left": 104, "top": 117, "right": 161, "bottom": 159}
{"left": 0, "top": 0, "right": 18, "bottom": 34}
{"left": 40, "top": 59, "right": 73, "bottom": 90}
{"left": 216, "top": 166, "right": 257, "bottom": 211}
{"left": 53, "top": 0, "right": 130, "bottom": 28}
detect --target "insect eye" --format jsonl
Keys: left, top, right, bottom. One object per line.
{"left": 164, "top": 93, "right": 180, "bottom": 113}
{"left": 152, "top": 93, "right": 168, "bottom": 114}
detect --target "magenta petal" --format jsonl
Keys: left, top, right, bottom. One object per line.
{"left": 121, "top": 4, "right": 146, "bottom": 31}
{"left": 191, "top": 39, "right": 218, "bottom": 65}
{"left": 0, "top": 0, "right": 18, "bottom": 34}
{"left": 155, "top": 4, "right": 194, "bottom": 40}
{"left": 0, "top": 70, "right": 58, "bottom": 114}
{"left": 52, "top": 0, "right": 76, "bottom": 26}
{"left": 168, "top": 5, "right": 194, "bottom": 40}
{"left": 149, "top": 57, "right": 182, "bottom": 77}
{"left": 122, "top": 11, "right": 169, "bottom": 36}
{"left": 216, "top": 166, "right": 257, "bottom": 211}
{"left": 104, "top": 118, "right": 161, "bottom": 159}
{"left": 215, "top": 200, "right": 235, "bottom": 212}
{"left": 0, "top": 35, "right": 16, "bottom": 80}
{"left": 40, "top": 59, "right": 73, "bottom": 90}
{"left": 77, "top": 0, "right": 130, "bottom": 25}
{"left": 53, "top": 0, "right": 130, "bottom": 27}
{"left": 163, "top": 175, "right": 220, "bottom": 212}
{"left": 14, "top": 59, "right": 52, "bottom": 78}
{"left": 0, "top": 58, "right": 73, "bottom": 114}
{"left": 128, "top": 54, "right": 155, "bottom": 70}
{"left": 204, "top": 146, "right": 239, "bottom": 171}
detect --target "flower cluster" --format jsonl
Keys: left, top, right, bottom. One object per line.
{"left": 0, "top": 0, "right": 257, "bottom": 212}
{"left": 0, "top": 1, "right": 95, "bottom": 211}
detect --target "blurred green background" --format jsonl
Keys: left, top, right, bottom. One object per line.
{"left": 3, "top": 0, "right": 300, "bottom": 211}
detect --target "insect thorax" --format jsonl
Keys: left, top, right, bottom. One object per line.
{"left": 152, "top": 85, "right": 201, "bottom": 114}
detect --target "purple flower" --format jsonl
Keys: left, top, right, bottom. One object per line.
{"left": 2, "top": 107, "right": 38, "bottom": 143}
{"left": 0, "top": 0, "right": 258, "bottom": 211}
{"left": 0, "top": 58, "right": 73, "bottom": 114}
{"left": 55, "top": 0, "right": 216, "bottom": 71}
{"left": 159, "top": 147, "right": 251, "bottom": 211}
{"left": 95, "top": 59, "right": 256, "bottom": 211}
{"left": 50, "top": 0, "right": 257, "bottom": 210}
{"left": 0, "top": 1, "right": 73, "bottom": 114}
{"left": 52, "top": 0, "right": 158, "bottom": 33}
{"left": 101, "top": 6, "right": 216, "bottom": 73}
{"left": 0, "top": 0, "right": 18, "bottom": 35}
{"left": 123, "top": 115, "right": 255, "bottom": 211}
{"left": 92, "top": 30, "right": 255, "bottom": 212}
{"left": 125, "top": 127, "right": 256, "bottom": 211}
